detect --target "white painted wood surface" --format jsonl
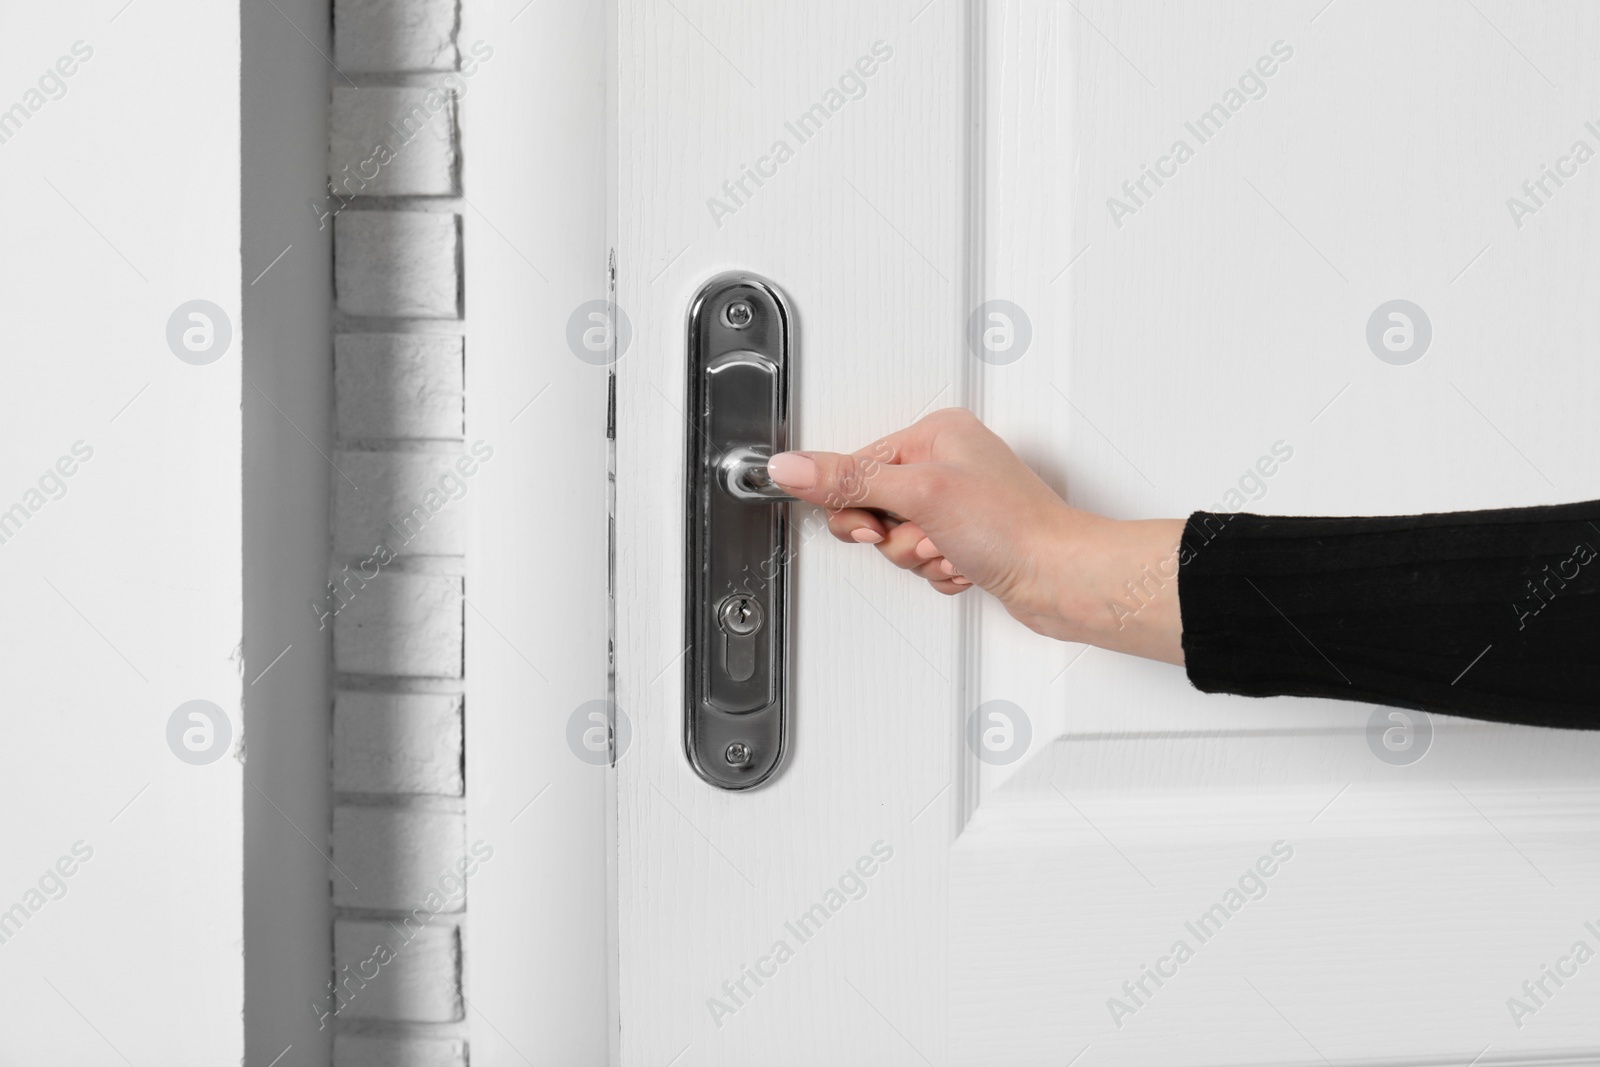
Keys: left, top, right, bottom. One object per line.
{"left": 460, "top": 1, "right": 612, "bottom": 1063}
{"left": 0, "top": 3, "right": 243, "bottom": 1061}
{"left": 950, "top": 3, "right": 1600, "bottom": 1063}
{"left": 615, "top": 3, "right": 969, "bottom": 1065}
{"left": 614, "top": 1, "right": 1600, "bottom": 1065}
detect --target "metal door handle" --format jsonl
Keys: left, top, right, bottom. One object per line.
{"left": 683, "top": 272, "right": 793, "bottom": 789}
{"left": 719, "top": 447, "right": 799, "bottom": 503}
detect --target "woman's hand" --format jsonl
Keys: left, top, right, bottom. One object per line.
{"left": 766, "top": 407, "right": 1187, "bottom": 664}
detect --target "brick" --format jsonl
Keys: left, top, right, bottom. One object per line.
{"left": 333, "top": 806, "right": 466, "bottom": 910}
{"left": 333, "top": 919, "right": 461, "bottom": 1022}
{"left": 333, "top": 451, "right": 466, "bottom": 557}
{"left": 334, "top": 0, "right": 459, "bottom": 73}
{"left": 334, "top": 691, "right": 463, "bottom": 796}
{"left": 331, "top": 87, "right": 457, "bottom": 197}
{"left": 336, "top": 212, "right": 459, "bottom": 319}
{"left": 333, "top": 572, "right": 462, "bottom": 677}
{"left": 335, "top": 333, "right": 463, "bottom": 440}
{"left": 334, "top": 1035, "right": 467, "bottom": 1067}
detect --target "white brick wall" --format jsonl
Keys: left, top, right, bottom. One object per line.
{"left": 330, "top": 87, "right": 457, "bottom": 197}
{"left": 332, "top": 807, "right": 466, "bottom": 911}
{"left": 328, "top": 0, "right": 471, "bottom": 1058}
{"left": 335, "top": 334, "right": 464, "bottom": 441}
{"left": 335, "top": 212, "right": 460, "bottom": 318}
{"left": 333, "top": 450, "right": 468, "bottom": 556}
{"left": 334, "top": 692, "right": 463, "bottom": 795}
{"left": 333, "top": 921, "right": 462, "bottom": 1021}
{"left": 333, "top": 1035, "right": 467, "bottom": 1067}
{"left": 334, "top": 0, "right": 459, "bottom": 73}
{"left": 333, "top": 574, "right": 463, "bottom": 677}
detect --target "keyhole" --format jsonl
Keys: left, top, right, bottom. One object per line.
{"left": 718, "top": 594, "right": 763, "bottom": 637}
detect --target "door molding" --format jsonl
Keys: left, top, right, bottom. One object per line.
{"left": 460, "top": 1, "right": 612, "bottom": 1063}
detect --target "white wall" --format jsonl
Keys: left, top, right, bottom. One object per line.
{"left": 0, "top": 2, "right": 243, "bottom": 1062}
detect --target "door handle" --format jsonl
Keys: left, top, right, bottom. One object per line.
{"left": 718, "top": 446, "right": 799, "bottom": 503}
{"left": 683, "top": 272, "right": 793, "bottom": 789}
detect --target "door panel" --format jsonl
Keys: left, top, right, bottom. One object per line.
{"left": 615, "top": 3, "right": 969, "bottom": 1064}
{"left": 618, "top": 2, "right": 1600, "bottom": 1064}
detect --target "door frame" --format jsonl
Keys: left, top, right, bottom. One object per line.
{"left": 460, "top": 0, "right": 614, "bottom": 1063}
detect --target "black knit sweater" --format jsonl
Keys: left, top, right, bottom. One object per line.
{"left": 1178, "top": 500, "right": 1600, "bottom": 729}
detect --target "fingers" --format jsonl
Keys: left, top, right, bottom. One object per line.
{"left": 769, "top": 408, "right": 988, "bottom": 519}
{"left": 829, "top": 511, "right": 973, "bottom": 593}
{"left": 768, "top": 448, "right": 928, "bottom": 516}
{"left": 775, "top": 408, "right": 992, "bottom": 599}
{"left": 902, "top": 536, "right": 971, "bottom": 592}
{"left": 875, "top": 521, "right": 933, "bottom": 571}
{"left": 826, "top": 507, "right": 886, "bottom": 545}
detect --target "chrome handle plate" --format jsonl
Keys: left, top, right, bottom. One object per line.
{"left": 684, "top": 272, "right": 793, "bottom": 789}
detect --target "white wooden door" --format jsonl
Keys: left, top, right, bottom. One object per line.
{"left": 614, "top": 3, "right": 1600, "bottom": 1065}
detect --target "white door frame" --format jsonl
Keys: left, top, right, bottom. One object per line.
{"left": 460, "top": 0, "right": 613, "bottom": 1062}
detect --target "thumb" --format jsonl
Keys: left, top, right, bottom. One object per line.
{"left": 767, "top": 449, "right": 926, "bottom": 515}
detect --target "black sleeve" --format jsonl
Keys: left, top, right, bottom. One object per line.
{"left": 1177, "top": 500, "right": 1600, "bottom": 729}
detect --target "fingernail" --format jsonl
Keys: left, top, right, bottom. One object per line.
{"left": 914, "top": 537, "right": 941, "bottom": 559}
{"left": 951, "top": 576, "right": 972, "bottom": 586}
{"left": 940, "top": 559, "right": 958, "bottom": 575}
{"left": 767, "top": 452, "right": 816, "bottom": 489}
{"left": 850, "top": 528, "right": 884, "bottom": 544}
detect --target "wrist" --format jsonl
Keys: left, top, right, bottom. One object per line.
{"left": 1056, "top": 516, "right": 1188, "bottom": 664}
